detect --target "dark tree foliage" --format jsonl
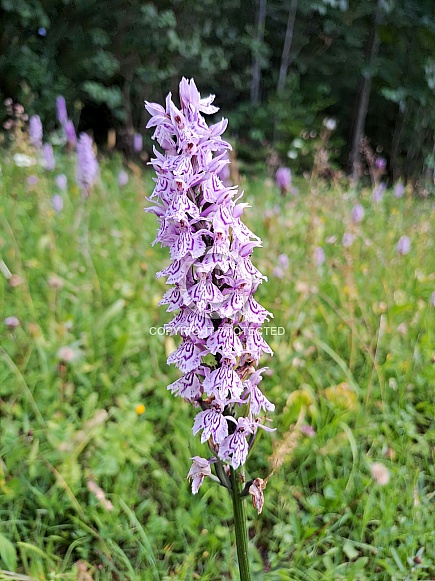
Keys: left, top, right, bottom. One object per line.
{"left": 0, "top": 0, "right": 434, "bottom": 183}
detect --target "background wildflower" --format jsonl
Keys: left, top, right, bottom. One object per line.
{"left": 57, "top": 346, "right": 80, "bottom": 363}
{"left": 42, "top": 143, "right": 56, "bottom": 171}
{"left": 375, "top": 157, "right": 386, "bottom": 171}
{"left": 27, "top": 175, "right": 39, "bottom": 186}
{"left": 342, "top": 232, "right": 354, "bottom": 248}
{"left": 65, "top": 120, "right": 77, "bottom": 148}
{"left": 4, "top": 316, "right": 20, "bottom": 330}
{"left": 275, "top": 167, "right": 292, "bottom": 196}
{"left": 135, "top": 403, "right": 146, "bottom": 415}
{"left": 370, "top": 462, "right": 390, "bottom": 485}
{"left": 315, "top": 246, "right": 325, "bottom": 266}
{"left": 278, "top": 253, "right": 289, "bottom": 269}
{"left": 394, "top": 182, "right": 405, "bottom": 198}
{"left": 56, "top": 96, "right": 68, "bottom": 126}
{"left": 76, "top": 133, "right": 99, "bottom": 197}
{"left": 29, "top": 115, "right": 43, "bottom": 149}
{"left": 118, "top": 170, "right": 129, "bottom": 187}
{"left": 351, "top": 203, "right": 364, "bottom": 224}
{"left": 133, "top": 133, "right": 143, "bottom": 153}
{"left": 397, "top": 235, "right": 411, "bottom": 255}
{"left": 14, "top": 154, "right": 35, "bottom": 167}
{"left": 372, "top": 183, "right": 385, "bottom": 203}
{"left": 87, "top": 480, "right": 114, "bottom": 511}
{"left": 55, "top": 174, "right": 67, "bottom": 191}
{"left": 51, "top": 194, "right": 63, "bottom": 213}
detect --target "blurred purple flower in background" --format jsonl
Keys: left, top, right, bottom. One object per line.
{"left": 64, "top": 120, "right": 77, "bottom": 148}
{"left": 314, "top": 246, "right": 325, "bottom": 266}
{"left": 342, "top": 232, "right": 354, "bottom": 248}
{"left": 56, "top": 96, "right": 68, "bottom": 126}
{"left": 55, "top": 174, "right": 67, "bottom": 191}
{"left": 375, "top": 157, "right": 386, "bottom": 171}
{"left": 29, "top": 115, "right": 43, "bottom": 149}
{"left": 51, "top": 194, "right": 63, "bottom": 213}
{"left": 3, "top": 119, "right": 13, "bottom": 131}
{"left": 300, "top": 424, "right": 316, "bottom": 437}
{"left": 278, "top": 254, "right": 289, "bottom": 269}
{"left": 351, "top": 203, "right": 364, "bottom": 224}
{"left": 76, "top": 133, "right": 99, "bottom": 197}
{"left": 372, "top": 183, "right": 386, "bottom": 203}
{"left": 397, "top": 236, "right": 411, "bottom": 256}
{"left": 42, "top": 143, "right": 55, "bottom": 171}
{"left": 54, "top": 95, "right": 77, "bottom": 149}
{"left": 273, "top": 254, "right": 289, "bottom": 279}
{"left": 4, "top": 316, "right": 20, "bottom": 330}
{"left": 118, "top": 170, "right": 129, "bottom": 187}
{"left": 133, "top": 133, "right": 143, "bottom": 153}
{"left": 275, "top": 167, "right": 292, "bottom": 196}
{"left": 394, "top": 182, "right": 405, "bottom": 198}
{"left": 27, "top": 175, "right": 38, "bottom": 186}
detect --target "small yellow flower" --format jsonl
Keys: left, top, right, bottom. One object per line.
{"left": 135, "top": 403, "right": 146, "bottom": 416}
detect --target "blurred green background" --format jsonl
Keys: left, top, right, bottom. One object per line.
{"left": 1, "top": 0, "right": 434, "bottom": 182}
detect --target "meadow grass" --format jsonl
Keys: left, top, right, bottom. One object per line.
{"left": 0, "top": 152, "right": 434, "bottom": 580}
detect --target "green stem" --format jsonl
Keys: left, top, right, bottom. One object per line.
{"left": 230, "top": 467, "right": 251, "bottom": 581}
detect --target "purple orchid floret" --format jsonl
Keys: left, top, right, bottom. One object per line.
{"left": 146, "top": 78, "right": 274, "bottom": 494}
{"left": 218, "top": 417, "right": 254, "bottom": 469}
{"left": 187, "top": 456, "right": 212, "bottom": 494}
{"left": 168, "top": 372, "right": 203, "bottom": 401}
{"left": 192, "top": 398, "right": 229, "bottom": 444}
{"left": 203, "top": 356, "right": 244, "bottom": 399}
{"left": 244, "top": 368, "right": 275, "bottom": 415}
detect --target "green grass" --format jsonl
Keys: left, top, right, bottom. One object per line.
{"left": 0, "top": 150, "right": 434, "bottom": 580}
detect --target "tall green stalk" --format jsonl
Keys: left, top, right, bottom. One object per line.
{"left": 230, "top": 467, "right": 251, "bottom": 581}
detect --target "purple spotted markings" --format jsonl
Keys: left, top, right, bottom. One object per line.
{"left": 146, "top": 78, "right": 274, "bottom": 506}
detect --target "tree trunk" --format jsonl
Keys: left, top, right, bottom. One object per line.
{"left": 350, "top": 0, "right": 383, "bottom": 181}
{"left": 250, "top": 0, "right": 267, "bottom": 106}
{"left": 277, "top": 0, "right": 298, "bottom": 96}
